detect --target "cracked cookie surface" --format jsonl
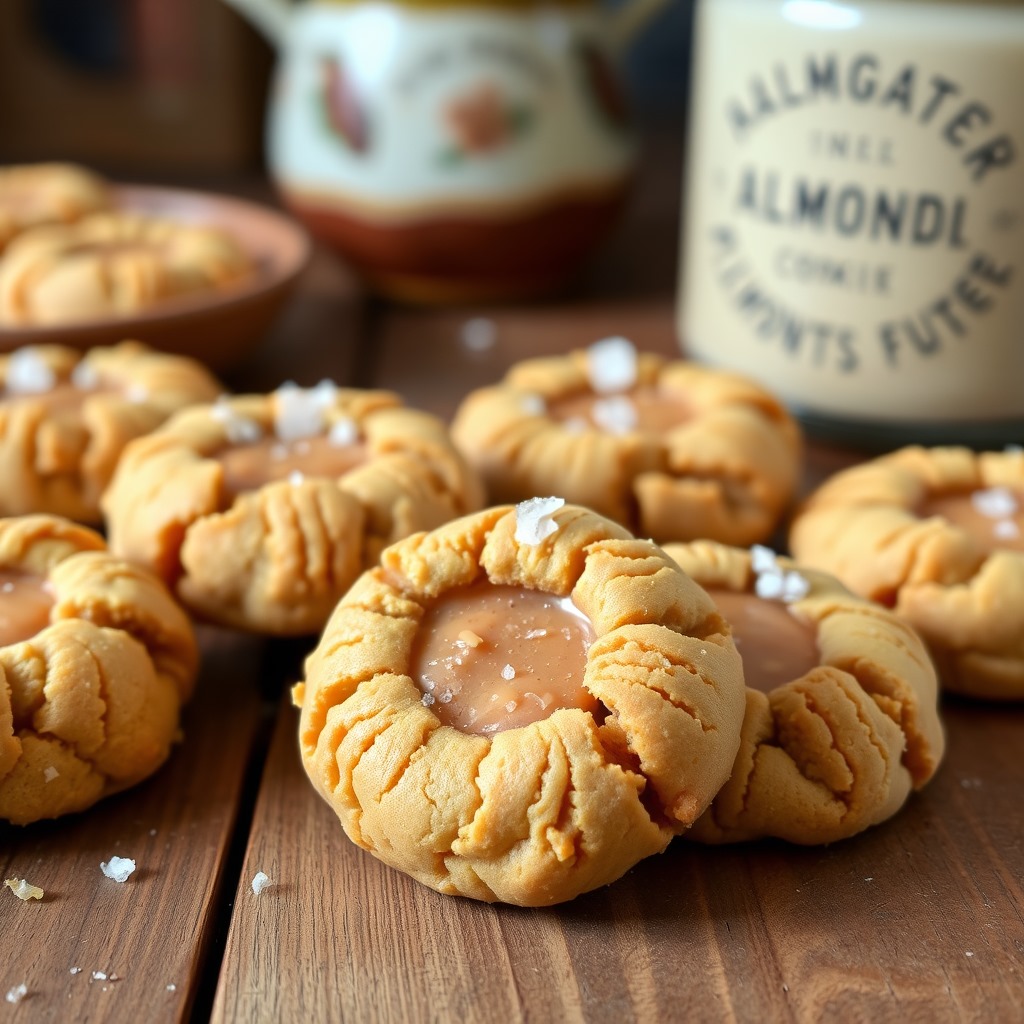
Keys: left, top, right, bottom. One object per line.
{"left": 790, "top": 446, "right": 1024, "bottom": 700}
{"left": 450, "top": 346, "right": 802, "bottom": 546}
{"left": 0, "top": 342, "right": 221, "bottom": 523}
{"left": 0, "top": 515, "right": 198, "bottom": 825}
{"left": 102, "top": 386, "right": 485, "bottom": 635}
{"left": 294, "top": 504, "right": 746, "bottom": 906}
{"left": 663, "top": 541, "right": 944, "bottom": 845}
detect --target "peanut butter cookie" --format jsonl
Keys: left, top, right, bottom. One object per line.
{"left": 0, "top": 342, "right": 221, "bottom": 523}
{"left": 0, "top": 163, "right": 110, "bottom": 252}
{"left": 0, "top": 514, "right": 198, "bottom": 825}
{"left": 663, "top": 541, "right": 944, "bottom": 845}
{"left": 102, "top": 383, "right": 485, "bottom": 635}
{"left": 450, "top": 338, "right": 802, "bottom": 546}
{"left": 0, "top": 210, "right": 252, "bottom": 325}
{"left": 790, "top": 446, "right": 1024, "bottom": 700}
{"left": 294, "top": 501, "right": 746, "bottom": 906}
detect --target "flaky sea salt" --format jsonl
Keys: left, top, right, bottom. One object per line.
{"left": 519, "top": 393, "right": 547, "bottom": 416}
{"left": 251, "top": 871, "right": 271, "bottom": 895}
{"left": 750, "top": 545, "right": 810, "bottom": 603}
{"left": 167, "top": 983, "right": 177, "bottom": 992}
{"left": 274, "top": 380, "right": 338, "bottom": 442}
{"left": 288, "top": 470, "right": 305, "bottom": 486}
{"left": 504, "top": 700, "right": 518, "bottom": 713}
{"left": 587, "top": 337, "right": 637, "bottom": 394}
{"left": 92, "top": 971, "right": 107, "bottom": 982}
{"left": 70, "top": 968, "right": 81, "bottom": 975}
{"left": 995, "top": 519, "right": 1021, "bottom": 540}
{"left": 5, "top": 984, "right": 27, "bottom": 1004}
{"left": 125, "top": 384, "right": 150, "bottom": 404}
{"left": 43, "top": 766, "right": 58, "bottom": 783}
{"left": 5, "top": 348, "right": 56, "bottom": 394}
{"left": 100, "top": 856, "right": 136, "bottom": 883}
{"left": 501, "top": 664, "right": 516, "bottom": 680}
{"left": 328, "top": 416, "right": 358, "bottom": 447}
{"left": 514, "top": 496, "right": 565, "bottom": 545}
{"left": 211, "top": 398, "right": 263, "bottom": 444}
{"left": 460, "top": 317, "right": 497, "bottom": 352}
{"left": 591, "top": 395, "right": 638, "bottom": 435}
{"left": 972, "top": 486, "right": 1018, "bottom": 520}
{"left": 421, "top": 692, "right": 436, "bottom": 707}
{"left": 71, "top": 360, "right": 100, "bottom": 390}
{"left": 4, "top": 878, "right": 43, "bottom": 901}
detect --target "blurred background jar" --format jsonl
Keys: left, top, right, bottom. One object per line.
{"left": 679, "top": 0, "right": 1024, "bottom": 447}
{"left": 227, "top": 0, "right": 677, "bottom": 304}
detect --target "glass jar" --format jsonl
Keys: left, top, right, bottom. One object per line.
{"left": 678, "top": 0, "right": 1024, "bottom": 446}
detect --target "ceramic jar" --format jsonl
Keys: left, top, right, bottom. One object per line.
{"left": 228, "top": 0, "right": 669, "bottom": 302}
{"left": 679, "top": 0, "right": 1024, "bottom": 446}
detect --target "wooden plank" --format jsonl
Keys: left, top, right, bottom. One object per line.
{"left": 211, "top": 693, "right": 1024, "bottom": 1022}
{"left": 0, "top": 628, "right": 268, "bottom": 1023}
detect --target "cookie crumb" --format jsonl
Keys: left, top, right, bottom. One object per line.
{"left": 587, "top": 337, "right": 637, "bottom": 394}
{"left": 592, "top": 395, "right": 638, "bottom": 435}
{"left": 515, "top": 496, "right": 565, "bottom": 545}
{"left": 460, "top": 317, "right": 497, "bottom": 352}
{"left": 5, "top": 984, "right": 27, "bottom": 1005}
{"left": 4, "top": 878, "right": 43, "bottom": 901}
{"left": 456, "top": 630, "right": 483, "bottom": 649}
{"left": 100, "top": 856, "right": 136, "bottom": 883}
{"left": 251, "top": 871, "right": 271, "bottom": 895}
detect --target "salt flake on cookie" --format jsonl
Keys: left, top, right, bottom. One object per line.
{"left": 515, "top": 496, "right": 565, "bottom": 545}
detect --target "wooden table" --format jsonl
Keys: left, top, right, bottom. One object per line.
{"left": 3, "top": 142, "right": 1023, "bottom": 1023}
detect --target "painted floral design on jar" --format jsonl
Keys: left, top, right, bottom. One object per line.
{"left": 318, "top": 55, "right": 371, "bottom": 154}
{"left": 440, "top": 80, "right": 533, "bottom": 165}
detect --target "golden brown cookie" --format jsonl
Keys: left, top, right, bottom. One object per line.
{"left": 450, "top": 338, "right": 802, "bottom": 546}
{"left": 0, "top": 210, "right": 252, "bottom": 325}
{"left": 0, "top": 514, "right": 198, "bottom": 825}
{"left": 294, "top": 501, "right": 747, "bottom": 906}
{"left": 0, "top": 342, "right": 222, "bottom": 524}
{"left": 790, "top": 446, "right": 1024, "bottom": 700}
{"left": 102, "top": 383, "right": 485, "bottom": 635}
{"left": 0, "top": 163, "right": 111, "bottom": 252}
{"left": 662, "top": 541, "right": 944, "bottom": 845}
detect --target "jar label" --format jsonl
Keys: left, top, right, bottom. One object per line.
{"left": 680, "top": 4, "right": 1024, "bottom": 422}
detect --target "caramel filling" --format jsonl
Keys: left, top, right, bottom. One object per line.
{"left": 217, "top": 434, "right": 368, "bottom": 500}
{"left": 410, "top": 580, "right": 596, "bottom": 735}
{"left": 547, "top": 385, "right": 692, "bottom": 435}
{"left": 919, "top": 488, "right": 1024, "bottom": 554}
{"left": 709, "top": 588, "right": 819, "bottom": 693}
{"left": 0, "top": 571, "right": 54, "bottom": 647}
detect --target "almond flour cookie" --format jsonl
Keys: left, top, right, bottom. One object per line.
{"left": 662, "top": 541, "right": 944, "bottom": 845}
{"left": 0, "top": 342, "right": 221, "bottom": 523}
{"left": 0, "top": 210, "right": 252, "bottom": 325}
{"left": 102, "top": 382, "right": 485, "bottom": 636}
{"left": 0, "top": 163, "right": 111, "bottom": 252}
{"left": 293, "top": 500, "right": 746, "bottom": 906}
{"left": 790, "top": 446, "right": 1024, "bottom": 701}
{"left": 450, "top": 338, "right": 802, "bottom": 546}
{"left": 0, "top": 514, "right": 198, "bottom": 825}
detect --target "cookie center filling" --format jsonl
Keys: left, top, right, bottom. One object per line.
{"left": 547, "top": 385, "right": 692, "bottom": 435}
{"left": 919, "top": 487, "right": 1024, "bottom": 554}
{"left": 217, "top": 433, "right": 368, "bottom": 499}
{"left": 410, "top": 580, "right": 596, "bottom": 736}
{"left": 0, "top": 571, "right": 54, "bottom": 647}
{"left": 708, "top": 588, "right": 819, "bottom": 693}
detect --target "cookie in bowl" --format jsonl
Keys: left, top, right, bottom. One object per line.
{"left": 0, "top": 210, "right": 253, "bottom": 326}
{"left": 790, "top": 445, "right": 1024, "bottom": 701}
{"left": 0, "top": 342, "right": 221, "bottom": 523}
{"left": 102, "top": 382, "right": 484, "bottom": 635}
{"left": 662, "top": 541, "right": 944, "bottom": 845}
{"left": 0, "top": 514, "right": 198, "bottom": 826}
{"left": 0, "top": 163, "right": 111, "bottom": 252}
{"left": 450, "top": 337, "right": 802, "bottom": 547}
{"left": 293, "top": 500, "right": 747, "bottom": 906}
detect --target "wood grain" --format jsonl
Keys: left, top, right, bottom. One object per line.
{"left": 0, "top": 628, "right": 267, "bottom": 1023}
